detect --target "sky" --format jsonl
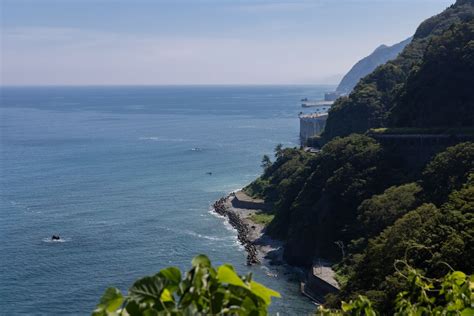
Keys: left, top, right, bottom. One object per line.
{"left": 0, "top": 0, "right": 454, "bottom": 85}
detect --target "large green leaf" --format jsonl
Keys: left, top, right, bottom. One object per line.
{"left": 160, "top": 288, "right": 174, "bottom": 303}
{"left": 217, "top": 265, "right": 247, "bottom": 288}
{"left": 92, "top": 287, "right": 123, "bottom": 315}
{"left": 129, "top": 276, "right": 165, "bottom": 303}
{"left": 191, "top": 254, "right": 211, "bottom": 268}
{"left": 249, "top": 281, "right": 280, "bottom": 305}
{"left": 157, "top": 266, "right": 181, "bottom": 289}
{"left": 461, "top": 308, "right": 474, "bottom": 316}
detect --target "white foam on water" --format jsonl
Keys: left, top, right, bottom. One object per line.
{"left": 159, "top": 223, "right": 233, "bottom": 242}
{"left": 208, "top": 208, "right": 236, "bottom": 233}
{"left": 139, "top": 136, "right": 188, "bottom": 142}
{"left": 42, "top": 237, "right": 71, "bottom": 243}
{"left": 233, "top": 239, "right": 245, "bottom": 250}
{"left": 139, "top": 136, "right": 160, "bottom": 141}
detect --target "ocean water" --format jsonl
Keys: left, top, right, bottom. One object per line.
{"left": 0, "top": 85, "right": 332, "bottom": 315}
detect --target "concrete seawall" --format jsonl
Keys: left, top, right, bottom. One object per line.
{"left": 301, "top": 264, "right": 340, "bottom": 304}
{"left": 231, "top": 191, "right": 271, "bottom": 211}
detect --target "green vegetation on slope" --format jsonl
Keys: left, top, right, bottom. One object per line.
{"left": 332, "top": 169, "right": 474, "bottom": 312}
{"left": 357, "top": 183, "right": 422, "bottom": 238}
{"left": 323, "top": 0, "right": 474, "bottom": 141}
{"left": 390, "top": 20, "right": 474, "bottom": 128}
{"left": 248, "top": 211, "right": 275, "bottom": 225}
{"left": 245, "top": 5, "right": 474, "bottom": 312}
{"left": 248, "top": 140, "right": 474, "bottom": 313}
{"left": 248, "top": 134, "right": 402, "bottom": 265}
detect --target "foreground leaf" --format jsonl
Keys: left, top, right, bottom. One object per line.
{"left": 92, "top": 287, "right": 123, "bottom": 315}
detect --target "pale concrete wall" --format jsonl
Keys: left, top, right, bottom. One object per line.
{"left": 300, "top": 115, "right": 328, "bottom": 144}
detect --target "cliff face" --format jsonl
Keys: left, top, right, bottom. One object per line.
{"left": 336, "top": 37, "right": 411, "bottom": 95}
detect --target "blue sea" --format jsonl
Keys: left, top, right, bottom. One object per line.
{"left": 0, "top": 85, "right": 332, "bottom": 315}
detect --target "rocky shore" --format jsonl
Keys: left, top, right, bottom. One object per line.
{"left": 213, "top": 191, "right": 339, "bottom": 304}
{"left": 212, "top": 192, "right": 283, "bottom": 266}
{"left": 213, "top": 194, "right": 260, "bottom": 265}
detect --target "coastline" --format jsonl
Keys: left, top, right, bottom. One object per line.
{"left": 212, "top": 191, "right": 283, "bottom": 266}
{"left": 213, "top": 190, "right": 339, "bottom": 305}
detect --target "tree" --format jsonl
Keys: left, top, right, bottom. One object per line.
{"left": 421, "top": 142, "right": 474, "bottom": 205}
{"left": 260, "top": 154, "right": 272, "bottom": 170}
{"left": 390, "top": 20, "right": 474, "bottom": 128}
{"left": 274, "top": 144, "right": 283, "bottom": 159}
{"left": 93, "top": 255, "right": 280, "bottom": 316}
{"left": 357, "top": 183, "right": 422, "bottom": 237}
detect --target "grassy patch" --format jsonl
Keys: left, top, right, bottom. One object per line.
{"left": 243, "top": 178, "right": 269, "bottom": 199}
{"left": 248, "top": 211, "right": 275, "bottom": 226}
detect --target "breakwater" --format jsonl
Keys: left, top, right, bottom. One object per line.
{"left": 213, "top": 195, "right": 260, "bottom": 265}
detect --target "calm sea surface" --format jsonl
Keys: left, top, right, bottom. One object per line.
{"left": 0, "top": 85, "right": 332, "bottom": 315}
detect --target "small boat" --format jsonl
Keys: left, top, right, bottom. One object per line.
{"left": 51, "top": 235, "right": 61, "bottom": 241}
{"left": 206, "top": 172, "right": 213, "bottom": 175}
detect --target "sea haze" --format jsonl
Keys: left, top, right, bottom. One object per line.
{"left": 0, "top": 85, "right": 331, "bottom": 314}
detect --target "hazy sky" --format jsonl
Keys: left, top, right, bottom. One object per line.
{"left": 1, "top": 0, "right": 454, "bottom": 85}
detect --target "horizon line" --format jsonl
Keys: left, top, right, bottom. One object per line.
{"left": 0, "top": 83, "right": 338, "bottom": 88}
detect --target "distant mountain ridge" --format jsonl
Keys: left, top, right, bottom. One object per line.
{"left": 336, "top": 37, "right": 412, "bottom": 94}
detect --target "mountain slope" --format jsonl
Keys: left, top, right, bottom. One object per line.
{"left": 336, "top": 37, "right": 412, "bottom": 95}
{"left": 323, "top": 0, "right": 474, "bottom": 141}
{"left": 390, "top": 19, "right": 474, "bottom": 128}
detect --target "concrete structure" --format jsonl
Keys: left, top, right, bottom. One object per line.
{"left": 299, "top": 113, "right": 328, "bottom": 145}
{"left": 324, "top": 91, "right": 342, "bottom": 101}
{"left": 301, "top": 262, "right": 339, "bottom": 304}
{"left": 301, "top": 100, "right": 333, "bottom": 108}
{"left": 231, "top": 191, "right": 271, "bottom": 211}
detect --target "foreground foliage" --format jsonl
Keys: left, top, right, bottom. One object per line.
{"left": 92, "top": 255, "right": 280, "bottom": 315}
{"left": 317, "top": 268, "right": 473, "bottom": 316}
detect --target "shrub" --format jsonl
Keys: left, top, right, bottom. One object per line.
{"left": 92, "top": 255, "right": 280, "bottom": 315}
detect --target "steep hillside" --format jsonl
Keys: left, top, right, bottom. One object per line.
{"left": 336, "top": 37, "right": 411, "bottom": 95}
{"left": 390, "top": 20, "right": 474, "bottom": 128}
{"left": 323, "top": 0, "right": 474, "bottom": 141}
{"left": 244, "top": 6, "right": 474, "bottom": 312}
